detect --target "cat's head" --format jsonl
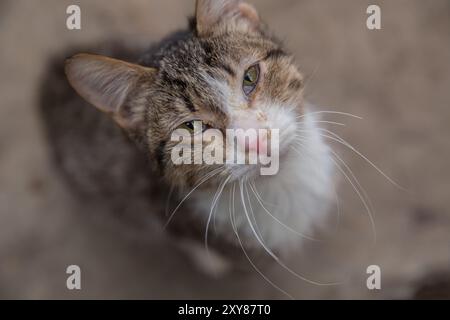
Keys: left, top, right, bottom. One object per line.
{"left": 65, "top": 0, "right": 304, "bottom": 190}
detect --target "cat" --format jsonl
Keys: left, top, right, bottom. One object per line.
{"left": 39, "top": 0, "right": 334, "bottom": 276}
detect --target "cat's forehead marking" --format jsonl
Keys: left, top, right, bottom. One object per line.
{"left": 152, "top": 30, "right": 297, "bottom": 127}
{"left": 200, "top": 72, "right": 229, "bottom": 106}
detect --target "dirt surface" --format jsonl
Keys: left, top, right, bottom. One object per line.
{"left": 0, "top": 0, "right": 449, "bottom": 299}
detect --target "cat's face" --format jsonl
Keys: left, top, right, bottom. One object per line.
{"left": 65, "top": 0, "right": 304, "bottom": 190}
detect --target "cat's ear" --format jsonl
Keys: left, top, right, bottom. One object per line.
{"left": 195, "top": 0, "right": 260, "bottom": 36}
{"left": 65, "top": 53, "right": 156, "bottom": 130}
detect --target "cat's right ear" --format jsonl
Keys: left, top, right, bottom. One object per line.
{"left": 65, "top": 53, "right": 156, "bottom": 130}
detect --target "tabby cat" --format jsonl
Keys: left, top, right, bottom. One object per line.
{"left": 40, "top": 0, "right": 334, "bottom": 275}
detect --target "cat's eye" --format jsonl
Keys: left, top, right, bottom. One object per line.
{"left": 242, "top": 64, "right": 260, "bottom": 96}
{"left": 181, "top": 120, "right": 209, "bottom": 133}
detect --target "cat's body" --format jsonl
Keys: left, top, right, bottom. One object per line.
{"left": 40, "top": 0, "right": 334, "bottom": 273}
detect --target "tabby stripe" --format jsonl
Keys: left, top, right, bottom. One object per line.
{"left": 182, "top": 95, "right": 196, "bottom": 112}
{"left": 217, "top": 62, "right": 236, "bottom": 77}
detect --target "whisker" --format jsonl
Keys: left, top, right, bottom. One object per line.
{"left": 329, "top": 149, "right": 377, "bottom": 244}
{"left": 295, "top": 127, "right": 405, "bottom": 191}
{"left": 244, "top": 181, "right": 265, "bottom": 241}
{"left": 164, "top": 166, "right": 224, "bottom": 229}
{"left": 164, "top": 184, "right": 175, "bottom": 217}
{"left": 239, "top": 179, "right": 278, "bottom": 261}
{"left": 248, "top": 181, "right": 278, "bottom": 208}
{"left": 291, "top": 140, "right": 341, "bottom": 238}
{"left": 296, "top": 110, "right": 363, "bottom": 120}
{"left": 248, "top": 180, "right": 320, "bottom": 241}
{"left": 228, "top": 183, "right": 294, "bottom": 300}
{"left": 293, "top": 134, "right": 376, "bottom": 243}
{"left": 239, "top": 179, "right": 342, "bottom": 286}
{"left": 205, "top": 174, "right": 232, "bottom": 255}
{"left": 296, "top": 120, "right": 346, "bottom": 127}
{"left": 331, "top": 179, "right": 341, "bottom": 236}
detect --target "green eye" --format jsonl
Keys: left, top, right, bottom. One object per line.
{"left": 242, "top": 64, "right": 260, "bottom": 96}
{"left": 181, "top": 120, "right": 209, "bottom": 133}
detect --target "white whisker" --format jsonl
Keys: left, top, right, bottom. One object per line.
{"left": 293, "top": 133, "right": 376, "bottom": 243}
{"left": 297, "top": 120, "right": 346, "bottom": 127}
{"left": 164, "top": 166, "right": 224, "bottom": 229}
{"left": 164, "top": 184, "right": 175, "bottom": 217}
{"left": 248, "top": 180, "right": 320, "bottom": 241}
{"left": 331, "top": 179, "right": 341, "bottom": 236}
{"left": 239, "top": 179, "right": 342, "bottom": 286}
{"left": 244, "top": 181, "right": 265, "bottom": 241}
{"left": 205, "top": 174, "right": 232, "bottom": 255}
{"left": 229, "top": 183, "right": 294, "bottom": 299}
{"left": 249, "top": 181, "right": 278, "bottom": 208}
{"left": 296, "top": 127, "right": 405, "bottom": 191}
{"left": 296, "top": 110, "right": 363, "bottom": 120}
{"left": 329, "top": 149, "right": 377, "bottom": 244}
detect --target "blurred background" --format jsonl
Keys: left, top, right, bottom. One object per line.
{"left": 0, "top": 0, "right": 449, "bottom": 299}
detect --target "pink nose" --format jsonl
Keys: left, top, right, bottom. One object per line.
{"left": 238, "top": 131, "right": 268, "bottom": 155}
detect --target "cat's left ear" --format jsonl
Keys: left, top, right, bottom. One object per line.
{"left": 65, "top": 53, "right": 156, "bottom": 130}
{"left": 195, "top": 0, "right": 261, "bottom": 36}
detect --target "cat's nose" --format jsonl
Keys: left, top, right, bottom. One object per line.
{"left": 235, "top": 128, "right": 269, "bottom": 155}
{"left": 247, "top": 131, "right": 267, "bottom": 154}
{"left": 232, "top": 111, "right": 271, "bottom": 155}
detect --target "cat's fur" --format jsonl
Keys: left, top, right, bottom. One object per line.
{"left": 40, "top": 0, "right": 334, "bottom": 272}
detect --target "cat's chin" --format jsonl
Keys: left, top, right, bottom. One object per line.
{"left": 228, "top": 164, "right": 261, "bottom": 182}
{"left": 226, "top": 146, "right": 293, "bottom": 183}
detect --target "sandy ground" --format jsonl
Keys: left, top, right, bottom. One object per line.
{"left": 0, "top": 0, "right": 449, "bottom": 299}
